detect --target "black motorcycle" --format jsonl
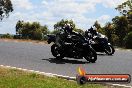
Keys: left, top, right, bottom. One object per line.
{"left": 47, "top": 32, "right": 97, "bottom": 63}
{"left": 85, "top": 31, "right": 115, "bottom": 55}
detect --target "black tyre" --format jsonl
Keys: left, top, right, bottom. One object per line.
{"left": 104, "top": 45, "right": 115, "bottom": 55}
{"left": 84, "top": 48, "right": 97, "bottom": 63}
{"left": 76, "top": 76, "right": 87, "bottom": 85}
{"left": 51, "top": 44, "right": 64, "bottom": 59}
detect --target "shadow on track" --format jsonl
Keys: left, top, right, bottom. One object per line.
{"left": 42, "top": 58, "right": 89, "bottom": 64}
{"left": 97, "top": 53, "right": 107, "bottom": 56}
{"left": 97, "top": 53, "right": 113, "bottom": 56}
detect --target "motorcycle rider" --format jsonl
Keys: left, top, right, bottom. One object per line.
{"left": 55, "top": 23, "right": 84, "bottom": 49}
{"left": 85, "top": 25, "right": 98, "bottom": 41}
{"left": 63, "top": 23, "right": 80, "bottom": 36}
{"left": 88, "top": 25, "right": 98, "bottom": 37}
{"left": 64, "top": 23, "right": 73, "bottom": 34}
{"left": 55, "top": 23, "right": 74, "bottom": 48}
{"left": 86, "top": 25, "right": 108, "bottom": 46}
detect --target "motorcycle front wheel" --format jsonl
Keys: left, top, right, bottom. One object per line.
{"left": 84, "top": 48, "right": 97, "bottom": 63}
{"left": 51, "top": 44, "right": 64, "bottom": 59}
{"left": 104, "top": 45, "right": 115, "bottom": 55}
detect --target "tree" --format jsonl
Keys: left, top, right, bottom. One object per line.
{"left": 94, "top": 21, "right": 101, "bottom": 30}
{"left": 124, "top": 32, "right": 132, "bottom": 48}
{"left": 1, "top": 33, "right": 13, "bottom": 39}
{"left": 112, "top": 16, "right": 129, "bottom": 46}
{"left": 33, "top": 29, "right": 42, "bottom": 40}
{"left": 15, "top": 20, "right": 49, "bottom": 40}
{"left": 41, "top": 25, "right": 49, "bottom": 35}
{"left": 0, "top": 0, "right": 13, "bottom": 20}
{"left": 54, "top": 19, "right": 76, "bottom": 31}
{"left": 114, "top": 0, "right": 132, "bottom": 47}
{"left": 16, "top": 20, "right": 24, "bottom": 35}
{"left": 74, "top": 28, "right": 84, "bottom": 35}
{"left": 50, "top": 30, "right": 60, "bottom": 35}
{"left": 116, "top": 0, "right": 132, "bottom": 29}
{"left": 103, "top": 22, "right": 114, "bottom": 44}
{"left": 53, "top": 19, "right": 85, "bottom": 35}
{"left": 116, "top": 0, "right": 132, "bottom": 16}
{"left": 93, "top": 21, "right": 105, "bottom": 34}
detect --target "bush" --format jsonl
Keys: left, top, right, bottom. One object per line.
{"left": 13, "top": 35, "right": 21, "bottom": 39}
{"left": 124, "top": 32, "right": 132, "bottom": 49}
{"left": 111, "top": 34, "right": 120, "bottom": 46}
{"left": 33, "top": 29, "right": 42, "bottom": 40}
{"left": 1, "top": 33, "right": 13, "bottom": 39}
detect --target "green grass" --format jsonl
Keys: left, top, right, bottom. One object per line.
{"left": 0, "top": 67, "right": 107, "bottom": 88}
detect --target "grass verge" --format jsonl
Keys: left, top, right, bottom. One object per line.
{"left": 0, "top": 66, "right": 107, "bottom": 88}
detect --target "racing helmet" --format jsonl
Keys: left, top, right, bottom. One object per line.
{"left": 92, "top": 25, "right": 97, "bottom": 35}
{"left": 64, "top": 23, "right": 73, "bottom": 33}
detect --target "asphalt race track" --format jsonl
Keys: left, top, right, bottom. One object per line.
{"left": 0, "top": 40, "right": 132, "bottom": 86}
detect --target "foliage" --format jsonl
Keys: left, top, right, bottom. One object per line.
{"left": 54, "top": 19, "right": 76, "bottom": 31}
{"left": 124, "top": 32, "right": 132, "bottom": 49}
{"left": 93, "top": 1, "right": 132, "bottom": 48}
{"left": 74, "top": 28, "right": 84, "bottom": 35}
{"left": 112, "top": 16, "right": 129, "bottom": 46}
{"left": 111, "top": 34, "right": 120, "bottom": 46}
{"left": 12, "top": 1, "right": 132, "bottom": 49}
{"left": 53, "top": 19, "right": 84, "bottom": 34}
{"left": 93, "top": 21, "right": 105, "bottom": 34}
{"left": 103, "top": 22, "right": 115, "bottom": 44}
{"left": 15, "top": 20, "right": 49, "bottom": 40}
{"left": 50, "top": 30, "right": 60, "bottom": 35}
{"left": 33, "top": 29, "right": 42, "bottom": 40}
{"left": 116, "top": 0, "right": 132, "bottom": 16}
{"left": 94, "top": 21, "right": 101, "bottom": 29}
{"left": 1, "top": 33, "right": 13, "bottom": 39}
{"left": 0, "top": 0, "right": 13, "bottom": 20}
